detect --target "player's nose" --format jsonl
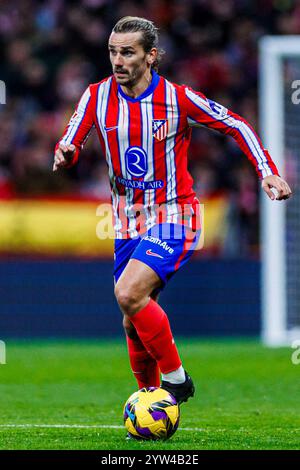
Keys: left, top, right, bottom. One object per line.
{"left": 113, "top": 53, "right": 124, "bottom": 67}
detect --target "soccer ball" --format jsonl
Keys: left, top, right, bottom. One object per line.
{"left": 123, "top": 387, "right": 180, "bottom": 440}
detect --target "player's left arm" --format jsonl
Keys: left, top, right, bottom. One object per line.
{"left": 183, "top": 87, "right": 292, "bottom": 201}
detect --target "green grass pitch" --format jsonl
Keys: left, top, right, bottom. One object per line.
{"left": 0, "top": 338, "right": 299, "bottom": 450}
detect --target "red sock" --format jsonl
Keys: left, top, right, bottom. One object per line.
{"left": 129, "top": 299, "right": 182, "bottom": 374}
{"left": 126, "top": 335, "right": 160, "bottom": 388}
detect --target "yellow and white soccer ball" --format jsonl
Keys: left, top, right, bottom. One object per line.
{"left": 123, "top": 387, "right": 180, "bottom": 440}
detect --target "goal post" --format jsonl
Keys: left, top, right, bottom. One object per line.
{"left": 259, "top": 36, "right": 300, "bottom": 346}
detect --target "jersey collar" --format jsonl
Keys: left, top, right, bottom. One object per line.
{"left": 117, "top": 70, "right": 160, "bottom": 103}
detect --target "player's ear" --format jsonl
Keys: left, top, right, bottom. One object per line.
{"left": 147, "top": 48, "right": 157, "bottom": 66}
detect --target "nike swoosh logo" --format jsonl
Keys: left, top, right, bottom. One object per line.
{"left": 146, "top": 249, "right": 164, "bottom": 259}
{"left": 104, "top": 126, "right": 119, "bottom": 132}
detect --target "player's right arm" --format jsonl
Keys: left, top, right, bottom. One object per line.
{"left": 53, "top": 86, "right": 94, "bottom": 171}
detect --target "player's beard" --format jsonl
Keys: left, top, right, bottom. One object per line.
{"left": 114, "top": 58, "right": 147, "bottom": 87}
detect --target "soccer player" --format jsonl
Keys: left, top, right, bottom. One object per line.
{"left": 53, "top": 16, "right": 292, "bottom": 406}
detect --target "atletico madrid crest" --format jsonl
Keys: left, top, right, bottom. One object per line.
{"left": 152, "top": 119, "right": 168, "bottom": 141}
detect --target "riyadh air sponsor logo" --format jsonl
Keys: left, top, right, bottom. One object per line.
{"left": 125, "top": 146, "right": 148, "bottom": 177}
{"left": 144, "top": 236, "right": 174, "bottom": 254}
{"left": 146, "top": 249, "right": 164, "bottom": 259}
{"left": 116, "top": 176, "right": 164, "bottom": 190}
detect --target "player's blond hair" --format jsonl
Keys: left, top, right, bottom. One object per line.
{"left": 112, "top": 16, "right": 164, "bottom": 71}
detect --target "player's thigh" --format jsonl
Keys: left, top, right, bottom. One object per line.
{"left": 114, "top": 238, "right": 140, "bottom": 285}
{"left": 115, "top": 258, "right": 162, "bottom": 301}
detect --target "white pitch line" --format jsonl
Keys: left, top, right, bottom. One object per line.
{"left": 0, "top": 424, "right": 205, "bottom": 432}
{"left": 0, "top": 425, "right": 123, "bottom": 429}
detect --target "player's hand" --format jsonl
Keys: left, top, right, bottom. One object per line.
{"left": 262, "top": 175, "right": 292, "bottom": 201}
{"left": 53, "top": 143, "right": 76, "bottom": 172}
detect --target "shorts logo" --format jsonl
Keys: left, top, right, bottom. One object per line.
{"left": 125, "top": 146, "right": 148, "bottom": 177}
{"left": 144, "top": 236, "right": 174, "bottom": 254}
{"left": 152, "top": 119, "right": 168, "bottom": 141}
{"left": 146, "top": 249, "right": 164, "bottom": 259}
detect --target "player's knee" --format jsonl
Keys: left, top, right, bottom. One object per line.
{"left": 114, "top": 284, "right": 141, "bottom": 316}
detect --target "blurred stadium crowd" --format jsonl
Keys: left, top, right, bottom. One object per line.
{"left": 1, "top": 0, "right": 299, "bottom": 256}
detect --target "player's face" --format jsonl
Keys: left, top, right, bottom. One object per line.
{"left": 108, "top": 32, "right": 156, "bottom": 86}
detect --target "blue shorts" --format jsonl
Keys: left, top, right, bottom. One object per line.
{"left": 114, "top": 223, "right": 201, "bottom": 289}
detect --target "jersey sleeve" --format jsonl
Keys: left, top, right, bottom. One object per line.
{"left": 184, "top": 86, "right": 279, "bottom": 179}
{"left": 55, "top": 86, "right": 95, "bottom": 166}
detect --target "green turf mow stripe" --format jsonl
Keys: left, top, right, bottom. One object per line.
{"left": 0, "top": 424, "right": 205, "bottom": 432}
{"left": 1, "top": 340, "right": 299, "bottom": 449}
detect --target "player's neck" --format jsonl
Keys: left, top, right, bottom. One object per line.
{"left": 120, "top": 69, "right": 153, "bottom": 99}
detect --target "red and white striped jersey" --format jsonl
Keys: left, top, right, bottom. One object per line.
{"left": 57, "top": 70, "right": 279, "bottom": 238}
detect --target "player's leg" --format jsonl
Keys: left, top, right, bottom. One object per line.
{"left": 115, "top": 259, "right": 192, "bottom": 403}
{"left": 116, "top": 221, "right": 201, "bottom": 403}
{"left": 123, "top": 289, "right": 160, "bottom": 389}
{"left": 124, "top": 290, "right": 161, "bottom": 388}
{"left": 114, "top": 238, "right": 160, "bottom": 388}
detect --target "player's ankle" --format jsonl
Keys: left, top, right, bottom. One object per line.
{"left": 161, "top": 365, "right": 185, "bottom": 384}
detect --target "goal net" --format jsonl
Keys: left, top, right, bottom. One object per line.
{"left": 260, "top": 36, "right": 300, "bottom": 346}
